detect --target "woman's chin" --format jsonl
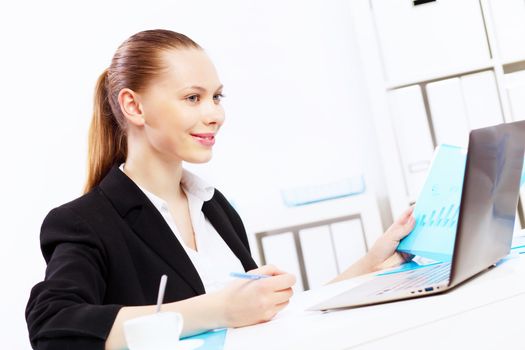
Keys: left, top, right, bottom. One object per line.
{"left": 184, "top": 152, "right": 213, "bottom": 164}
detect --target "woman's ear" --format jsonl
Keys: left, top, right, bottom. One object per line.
{"left": 118, "top": 88, "right": 145, "bottom": 126}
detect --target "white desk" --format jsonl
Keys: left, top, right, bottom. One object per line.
{"left": 224, "top": 254, "right": 525, "bottom": 350}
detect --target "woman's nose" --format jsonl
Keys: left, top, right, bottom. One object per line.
{"left": 202, "top": 102, "right": 225, "bottom": 126}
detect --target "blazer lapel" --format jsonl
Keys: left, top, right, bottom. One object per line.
{"left": 203, "top": 198, "right": 257, "bottom": 271}
{"left": 99, "top": 166, "right": 205, "bottom": 295}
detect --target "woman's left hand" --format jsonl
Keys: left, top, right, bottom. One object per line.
{"left": 366, "top": 206, "right": 415, "bottom": 270}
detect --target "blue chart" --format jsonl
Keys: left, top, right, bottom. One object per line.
{"left": 419, "top": 203, "right": 460, "bottom": 230}
{"left": 397, "top": 144, "right": 467, "bottom": 262}
{"left": 182, "top": 328, "right": 227, "bottom": 350}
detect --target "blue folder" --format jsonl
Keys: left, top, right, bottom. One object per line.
{"left": 397, "top": 144, "right": 467, "bottom": 262}
{"left": 182, "top": 328, "right": 227, "bottom": 350}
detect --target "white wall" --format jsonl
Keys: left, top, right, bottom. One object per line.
{"left": 0, "top": 0, "right": 376, "bottom": 348}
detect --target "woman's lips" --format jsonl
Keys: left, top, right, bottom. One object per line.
{"left": 191, "top": 133, "right": 215, "bottom": 146}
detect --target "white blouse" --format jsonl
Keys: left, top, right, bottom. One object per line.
{"left": 119, "top": 164, "right": 244, "bottom": 293}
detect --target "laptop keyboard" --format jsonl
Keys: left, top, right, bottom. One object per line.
{"left": 374, "top": 262, "right": 451, "bottom": 295}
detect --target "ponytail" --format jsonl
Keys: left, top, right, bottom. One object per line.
{"left": 83, "top": 69, "right": 127, "bottom": 193}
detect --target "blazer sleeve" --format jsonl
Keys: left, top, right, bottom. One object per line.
{"left": 26, "top": 206, "right": 122, "bottom": 350}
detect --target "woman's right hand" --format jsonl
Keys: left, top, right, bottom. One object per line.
{"left": 216, "top": 265, "right": 296, "bottom": 328}
{"left": 107, "top": 265, "right": 295, "bottom": 345}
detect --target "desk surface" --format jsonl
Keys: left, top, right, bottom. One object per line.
{"left": 224, "top": 254, "right": 525, "bottom": 350}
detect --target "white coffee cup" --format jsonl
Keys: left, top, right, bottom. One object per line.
{"left": 124, "top": 311, "right": 183, "bottom": 350}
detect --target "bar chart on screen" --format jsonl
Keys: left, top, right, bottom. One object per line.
{"left": 397, "top": 144, "right": 467, "bottom": 262}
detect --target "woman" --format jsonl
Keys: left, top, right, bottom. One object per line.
{"left": 26, "top": 29, "right": 415, "bottom": 350}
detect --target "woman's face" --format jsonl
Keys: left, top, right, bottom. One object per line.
{"left": 138, "top": 48, "right": 225, "bottom": 164}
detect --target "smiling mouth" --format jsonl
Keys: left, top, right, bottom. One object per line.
{"left": 191, "top": 133, "right": 216, "bottom": 146}
{"left": 191, "top": 134, "right": 215, "bottom": 140}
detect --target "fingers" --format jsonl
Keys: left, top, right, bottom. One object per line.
{"left": 377, "top": 252, "right": 407, "bottom": 270}
{"left": 259, "top": 272, "right": 296, "bottom": 291}
{"left": 274, "top": 300, "right": 290, "bottom": 313}
{"left": 248, "top": 265, "right": 296, "bottom": 291}
{"left": 386, "top": 215, "right": 415, "bottom": 241}
{"left": 398, "top": 216, "right": 415, "bottom": 240}
{"left": 257, "top": 300, "right": 290, "bottom": 324}
{"left": 263, "top": 298, "right": 291, "bottom": 322}
{"left": 246, "top": 265, "right": 295, "bottom": 308}
{"left": 406, "top": 215, "right": 416, "bottom": 231}
{"left": 223, "top": 265, "right": 295, "bottom": 328}
{"left": 396, "top": 205, "right": 415, "bottom": 225}
{"left": 248, "top": 264, "right": 284, "bottom": 276}
{"left": 269, "top": 288, "right": 294, "bottom": 305}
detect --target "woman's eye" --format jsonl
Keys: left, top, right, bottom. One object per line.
{"left": 213, "top": 93, "right": 225, "bottom": 102}
{"left": 187, "top": 95, "right": 200, "bottom": 103}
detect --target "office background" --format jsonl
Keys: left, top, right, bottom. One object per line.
{"left": 2, "top": 0, "right": 525, "bottom": 348}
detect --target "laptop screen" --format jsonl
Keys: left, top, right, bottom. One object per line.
{"left": 450, "top": 121, "right": 525, "bottom": 287}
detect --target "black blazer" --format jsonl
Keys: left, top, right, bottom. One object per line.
{"left": 26, "top": 165, "right": 257, "bottom": 350}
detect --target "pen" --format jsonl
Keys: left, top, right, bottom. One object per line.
{"left": 155, "top": 275, "right": 168, "bottom": 313}
{"left": 229, "top": 272, "right": 270, "bottom": 280}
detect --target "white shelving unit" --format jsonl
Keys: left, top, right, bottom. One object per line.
{"left": 350, "top": 0, "right": 525, "bottom": 232}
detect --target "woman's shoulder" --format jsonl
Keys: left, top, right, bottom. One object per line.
{"left": 46, "top": 164, "right": 134, "bottom": 221}
{"left": 44, "top": 187, "right": 106, "bottom": 223}
{"left": 39, "top": 188, "right": 110, "bottom": 261}
{"left": 40, "top": 186, "right": 117, "bottom": 243}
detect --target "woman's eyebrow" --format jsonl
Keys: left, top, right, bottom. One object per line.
{"left": 179, "top": 84, "right": 224, "bottom": 93}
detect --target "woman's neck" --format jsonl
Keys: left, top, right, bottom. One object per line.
{"left": 123, "top": 151, "right": 185, "bottom": 204}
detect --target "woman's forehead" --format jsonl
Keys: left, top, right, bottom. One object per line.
{"left": 158, "top": 48, "right": 221, "bottom": 89}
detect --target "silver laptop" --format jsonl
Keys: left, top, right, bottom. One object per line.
{"left": 309, "top": 121, "right": 525, "bottom": 311}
